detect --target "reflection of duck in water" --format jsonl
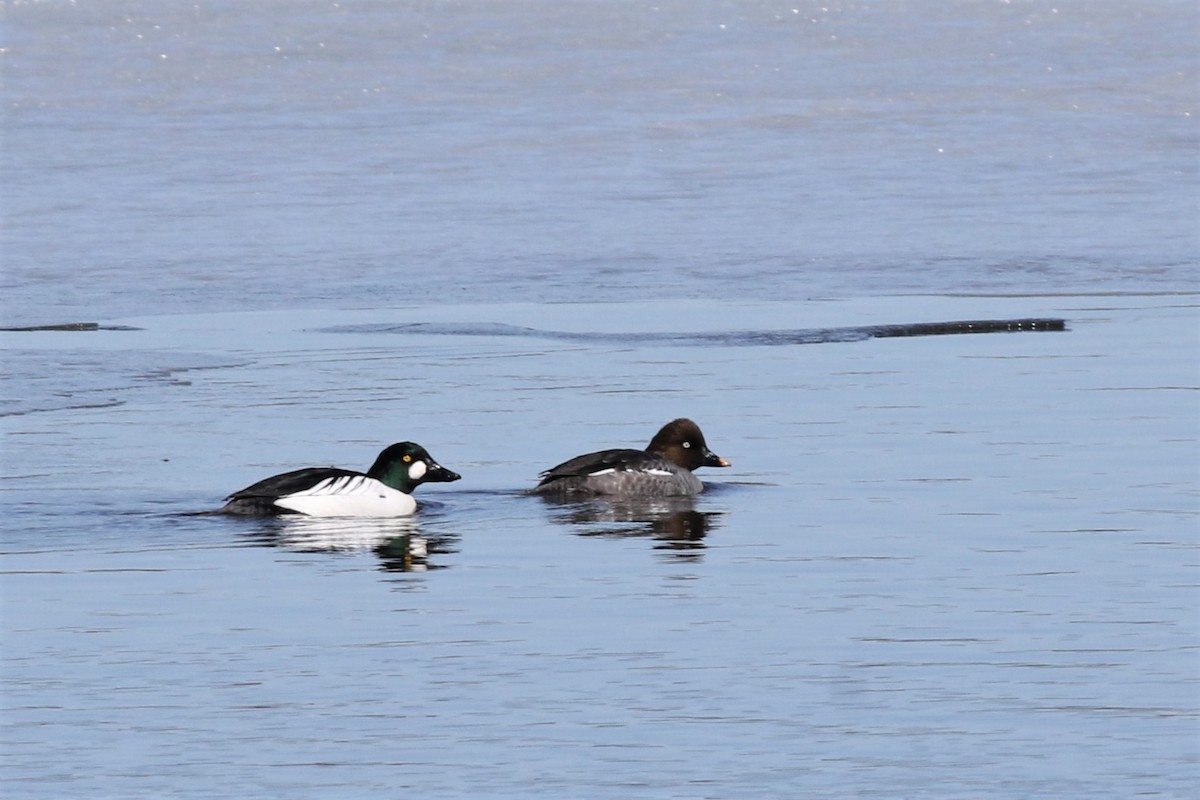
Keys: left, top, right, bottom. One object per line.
{"left": 538, "top": 495, "right": 723, "bottom": 557}
{"left": 219, "top": 442, "right": 460, "bottom": 517}
{"left": 531, "top": 419, "right": 730, "bottom": 498}
{"left": 239, "top": 515, "right": 459, "bottom": 573}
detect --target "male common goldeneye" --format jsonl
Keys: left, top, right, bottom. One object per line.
{"left": 531, "top": 418, "right": 730, "bottom": 498}
{"left": 219, "top": 442, "right": 460, "bottom": 517}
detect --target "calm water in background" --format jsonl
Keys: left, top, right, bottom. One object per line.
{"left": 3, "top": 2, "right": 1199, "bottom": 798}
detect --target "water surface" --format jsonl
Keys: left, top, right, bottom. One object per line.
{"left": 3, "top": 296, "right": 1197, "bottom": 798}
{"left": 3, "top": 1, "right": 1198, "bottom": 797}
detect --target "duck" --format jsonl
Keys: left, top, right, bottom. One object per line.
{"left": 531, "top": 418, "right": 730, "bottom": 498}
{"left": 219, "top": 442, "right": 460, "bottom": 517}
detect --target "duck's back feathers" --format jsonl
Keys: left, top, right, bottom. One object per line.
{"left": 224, "top": 467, "right": 358, "bottom": 506}
{"left": 536, "top": 448, "right": 650, "bottom": 482}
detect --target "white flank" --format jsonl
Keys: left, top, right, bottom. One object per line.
{"left": 407, "top": 460, "right": 427, "bottom": 481}
{"left": 587, "top": 468, "right": 617, "bottom": 477}
{"left": 273, "top": 475, "right": 417, "bottom": 517}
{"left": 645, "top": 468, "right": 675, "bottom": 477}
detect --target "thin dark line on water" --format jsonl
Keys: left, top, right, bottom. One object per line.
{"left": 313, "top": 318, "right": 1068, "bottom": 347}
{"left": 0, "top": 322, "right": 142, "bottom": 332}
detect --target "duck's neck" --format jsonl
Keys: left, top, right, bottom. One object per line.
{"left": 368, "top": 461, "right": 418, "bottom": 493}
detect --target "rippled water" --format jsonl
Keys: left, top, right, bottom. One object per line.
{"left": 3, "top": 1, "right": 1198, "bottom": 797}
{"left": 4, "top": 296, "right": 1197, "bottom": 798}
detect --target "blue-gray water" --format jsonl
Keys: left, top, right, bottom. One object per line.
{"left": 3, "top": 2, "right": 1198, "bottom": 798}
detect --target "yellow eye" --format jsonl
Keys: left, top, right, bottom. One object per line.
{"left": 403, "top": 455, "right": 412, "bottom": 463}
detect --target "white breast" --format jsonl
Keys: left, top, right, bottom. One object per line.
{"left": 272, "top": 475, "right": 418, "bottom": 518}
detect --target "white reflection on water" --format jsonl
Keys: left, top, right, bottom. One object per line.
{"left": 230, "top": 513, "right": 464, "bottom": 573}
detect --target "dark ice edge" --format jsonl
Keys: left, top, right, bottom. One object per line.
{"left": 317, "top": 318, "right": 1068, "bottom": 346}
{"left": 0, "top": 322, "right": 142, "bottom": 332}
{"left": 0, "top": 318, "right": 1067, "bottom": 344}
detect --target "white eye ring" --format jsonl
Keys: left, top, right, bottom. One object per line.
{"left": 682, "top": 441, "right": 691, "bottom": 449}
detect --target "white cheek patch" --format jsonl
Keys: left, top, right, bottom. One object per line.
{"left": 408, "top": 461, "right": 427, "bottom": 481}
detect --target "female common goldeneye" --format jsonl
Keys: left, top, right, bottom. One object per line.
{"left": 531, "top": 418, "right": 730, "bottom": 498}
{"left": 219, "top": 442, "right": 460, "bottom": 517}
